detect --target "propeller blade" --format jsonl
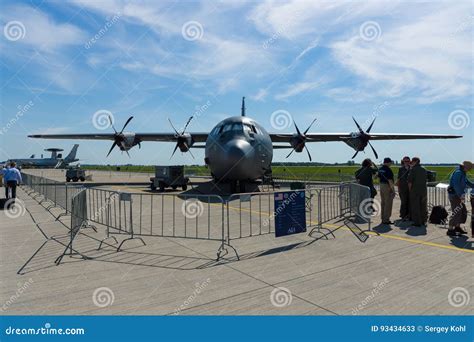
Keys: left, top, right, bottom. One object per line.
{"left": 184, "top": 143, "right": 195, "bottom": 159}
{"left": 120, "top": 116, "right": 134, "bottom": 134}
{"left": 138, "top": 142, "right": 141, "bottom": 149}
{"left": 125, "top": 149, "right": 130, "bottom": 158}
{"left": 109, "top": 115, "right": 117, "bottom": 133}
{"left": 352, "top": 117, "right": 364, "bottom": 134}
{"left": 286, "top": 149, "right": 295, "bottom": 159}
{"left": 106, "top": 141, "right": 117, "bottom": 157}
{"left": 368, "top": 141, "right": 378, "bottom": 159}
{"left": 304, "top": 145, "right": 312, "bottom": 162}
{"left": 352, "top": 150, "right": 359, "bottom": 159}
{"left": 303, "top": 118, "right": 317, "bottom": 135}
{"left": 181, "top": 116, "right": 193, "bottom": 134}
{"left": 293, "top": 121, "right": 302, "bottom": 136}
{"left": 170, "top": 144, "right": 179, "bottom": 159}
{"left": 168, "top": 118, "right": 179, "bottom": 135}
{"left": 367, "top": 117, "right": 376, "bottom": 133}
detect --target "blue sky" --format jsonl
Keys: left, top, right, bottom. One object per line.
{"left": 0, "top": 0, "right": 472, "bottom": 165}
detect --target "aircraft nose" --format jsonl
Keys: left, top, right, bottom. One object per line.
{"left": 226, "top": 139, "right": 253, "bottom": 164}
{"left": 223, "top": 139, "right": 255, "bottom": 179}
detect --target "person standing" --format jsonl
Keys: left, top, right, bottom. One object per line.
{"left": 397, "top": 156, "right": 411, "bottom": 221}
{"left": 408, "top": 157, "right": 428, "bottom": 227}
{"left": 4, "top": 162, "right": 22, "bottom": 200}
{"left": 355, "top": 158, "right": 378, "bottom": 217}
{"left": 378, "top": 157, "right": 395, "bottom": 224}
{"left": 0, "top": 166, "right": 5, "bottom": 199}
{"left": 447, "top": 161, "right": 473, "bottom": 236}
{"left": 355, "top": 158, "right": 378, "bottom": 198}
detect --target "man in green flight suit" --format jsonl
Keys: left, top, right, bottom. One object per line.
{"left": 397, "top": 156, "right": 411, "bottom": 221}
{"left": 408, "top": 157, "right": 428, "bottom": 227}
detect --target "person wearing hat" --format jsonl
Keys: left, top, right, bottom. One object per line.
{"left": 408, "top": 157, "right": 428, "bottom": 227}
{"left": 447, "top": 161, "right": 474, "bottom": 236}
{"left": 378, "top": 157, "right": 395, "bottom": 224}
{"left": 397, "top": 156, "right": 411, "bottom": 221}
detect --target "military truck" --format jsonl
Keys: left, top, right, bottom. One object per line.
{"left": 66, "top": 167, "right": 86, "bottom": 182}
{"left": 150, "top": 166, "right": 189, "bottom": 191}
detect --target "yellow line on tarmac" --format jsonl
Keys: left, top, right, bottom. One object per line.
{"left": 223, "top": 203, "right": 474, "bottom": 254}
{"left": 325, "top": 224, "right": 474, "bottom": 254}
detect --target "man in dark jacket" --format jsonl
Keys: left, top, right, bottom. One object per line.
{"left": 447, "top": 161, "right": 473, "bottom": 236}
{"left": 408, "top": 157, "right": 427, "bottom": 227}
{"left": 378, "top": 157, "right": 395, "bottom": 224}
{"left": 355, "top": 158, "right": 377, "bottom": 198}
{"left": 397, "top": 156, "right": 411, "bottom": 221}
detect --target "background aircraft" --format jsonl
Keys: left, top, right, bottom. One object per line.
{"left": 29, "top": 98, "right": 461, "bottom": 189}
{"left": 4, "top": 144, "right": 80, "bottom": 169}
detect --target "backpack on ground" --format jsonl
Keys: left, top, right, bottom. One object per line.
{"left": 429, "top": 205, "right": 448, "bottom": 224}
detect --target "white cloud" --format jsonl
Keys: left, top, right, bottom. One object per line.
{"left": 71, "top": 0, "right": 275, "bottom": 92}
{"left": 331, "top": 3, "right": 473, "bottom": 102}
{"left": 1, "top": 5, "right": 85, "bottom": 51}
{"left": 251, "top": 88, "right": 268, "bottom": 101}
{"left": 275, "top": 81, "right": 323, "bottom": 100}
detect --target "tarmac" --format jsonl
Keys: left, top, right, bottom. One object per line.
{"left": 0, "top": 169, "right": 473, "bottom": 315}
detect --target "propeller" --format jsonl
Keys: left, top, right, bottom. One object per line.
{"left": 106, "top": 115, "right": 134, "bottom": 157}
{"left": 169, "top": 116, "right": 194, "bottom": 159}
{"left": 285, "top": 118, "right": 317, "bottom": 161}
{"left": 351, "top": 116, "right": 378, "bottom": 159}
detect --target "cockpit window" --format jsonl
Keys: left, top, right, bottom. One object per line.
{"left": 211, "top": 126, "right": 220, "bottom": 135}
{"left": 220, "top": 123, "right": 243, "bottom": 133}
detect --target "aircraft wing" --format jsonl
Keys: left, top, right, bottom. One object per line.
{"left": 357, "top": 133, "right": 463, "bottom": 140}
{"left": 269, "top": 133, "right": 462, "bottom": 143}
{"left": 28, "top": 133, "right": 210, "bottom": 143}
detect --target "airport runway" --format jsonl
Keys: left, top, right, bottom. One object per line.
{"left": 1, "top": 170, "right": 472, "bottom": 315}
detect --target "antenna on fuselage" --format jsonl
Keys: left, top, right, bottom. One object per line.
{"left": 241, "top": 96, "right": 246, "bottom": 117}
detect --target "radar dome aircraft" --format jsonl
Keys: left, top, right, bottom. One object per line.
{"left": 29, "top": 98, "right": 461, "bottom": 191}
{"left": 4, "top": 144, "right": 79, "bottom": 169}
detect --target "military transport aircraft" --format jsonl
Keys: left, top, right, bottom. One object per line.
{"left": 29, "top": 98, "right": 461, "bottom": 189}
{"left": 5, "top": 144, "right": 79, "bottom": 169}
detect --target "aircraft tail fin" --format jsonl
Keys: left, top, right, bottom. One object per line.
{"left": 64, "top": 144, "right": 79, "bottom": 163}
{"left": 30, "top": 154, "right": 35, "bottom": 158}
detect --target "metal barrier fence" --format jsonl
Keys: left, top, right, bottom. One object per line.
{"left": 24, "top": 173, "right": 461, "bottom": 263}
{"left": 427, "top": 186, "right": 450, "bottom": 208}
{"left": 21, "top": 173, "right": 83, "bottom": 215}
{"left": 55, "top": 189, "right": 89, "bottom": 265}
{"left": 82, "top": 189, "right": 226, "bottom": 252}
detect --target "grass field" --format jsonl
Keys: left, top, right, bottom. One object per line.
{"left": 82, "top": 164, "right": 470, "bottom": 183}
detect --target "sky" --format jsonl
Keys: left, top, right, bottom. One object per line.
{"left": 0, "top": 0, "right": 472, "bottom": 165}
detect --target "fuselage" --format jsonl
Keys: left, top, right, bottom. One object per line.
{"left": 204, "top": 116, "right": 273, "bottom": 181}
{"left": 7, "top": 157, "right": 79, "bottom": 168}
